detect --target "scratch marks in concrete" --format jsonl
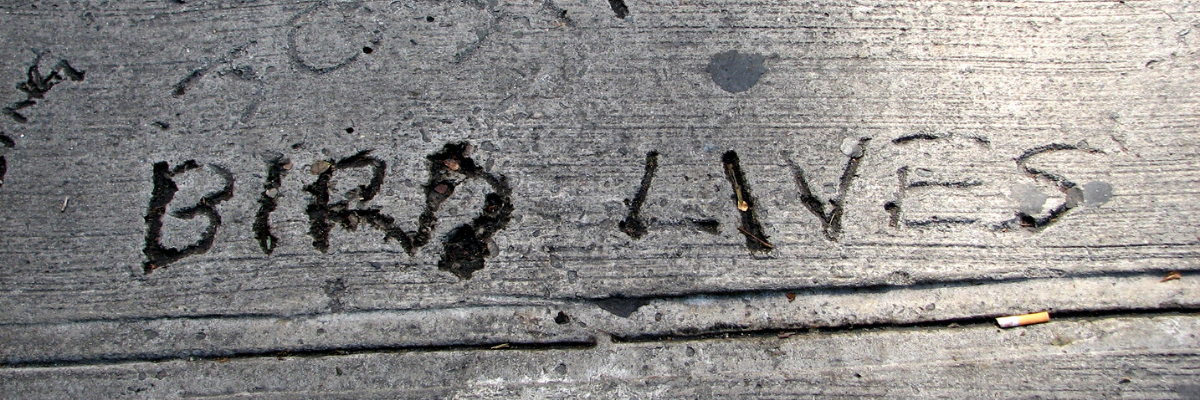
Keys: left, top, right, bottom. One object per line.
{"left": 0, "top": 132, "right": 11, "bottom": 191}
{"left": 999, "top": 143, "right": 1110, "bottom": 231}
{"left": 619, "top": 151, "right": 658, "bottom": 239}
{"left": 142, "top": 161, "right": 235, "bottom": 274}
{"left": 254, "top": 152, "right": 291, "bottom": 255}
{"left": 608, "top": 0, "right": 630, "bottom": 19}
{"left": 287, "top": 2, "right": 382, "bottom": 75}
{"left": 302, "top": 143, "right": 513, "bottom": 280}
{"left": 790, "top": 137, "right": 870, "bottom": 241}
{"left": 722, "top": 151, "right": 772, "bottom": 252}
{"left": 542, "top": 0, "right": 576, "bottom": 27}
{"left": 5, "top": 54, "right": 85, "bottom": 124}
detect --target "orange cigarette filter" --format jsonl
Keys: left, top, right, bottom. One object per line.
{"left": 996, "top": 311, "right": 1050, "bottom": 328}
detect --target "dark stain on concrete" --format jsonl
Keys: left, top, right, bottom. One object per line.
{"left": 705, "top": 50, "right": 766, "bottom": 93}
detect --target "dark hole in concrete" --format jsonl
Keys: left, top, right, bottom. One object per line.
{"left": 595, "top": 297, "right": 650, "bottom": 318}
{"left": 689, "top": 218, "right": 720, "bottom": 234}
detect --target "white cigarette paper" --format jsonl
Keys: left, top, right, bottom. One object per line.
{"left": 997, "top": 311, "right": 1050, "bottom": 328}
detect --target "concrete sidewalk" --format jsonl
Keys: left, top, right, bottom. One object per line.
{"left": 0, "top": 0, "right": 1197, "bottom": 397}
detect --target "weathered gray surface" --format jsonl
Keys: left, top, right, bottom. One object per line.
{"left": 3, "top": 273, "right": 1197, "bottom": 364}
{"left": 5, "top": 315, "right": 1200, "bottom": 398}
{"left": 0, "top": 0, "right": 1198, "bottom": 396}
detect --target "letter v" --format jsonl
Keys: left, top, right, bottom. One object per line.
{"left": 789, "top": 137, "right": 870, "bottom": 242}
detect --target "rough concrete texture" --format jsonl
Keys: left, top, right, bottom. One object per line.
{"left": 4, "top": 315, "right": 1200, "bottom": 398}
{"left": 0, "top": 0, "right": 1198, "bottom": 397}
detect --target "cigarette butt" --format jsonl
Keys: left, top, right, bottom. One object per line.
{"left": 996, "top": 311, "right": 1050, "bottom": 328}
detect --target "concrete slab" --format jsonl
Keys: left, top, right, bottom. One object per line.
{"left": 4, "top": 314, "right": 1200, "bottom": 398}
{"left": 0, "top": 0, "right": 1198, "bottom": 396}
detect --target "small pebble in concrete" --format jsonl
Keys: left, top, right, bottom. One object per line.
{"left": 841, "top": 137, "right": 865, "bottom": 158}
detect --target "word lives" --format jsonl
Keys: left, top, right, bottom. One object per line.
{"left": 621, "top": 135, "right": 1113, "bottom": 251}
